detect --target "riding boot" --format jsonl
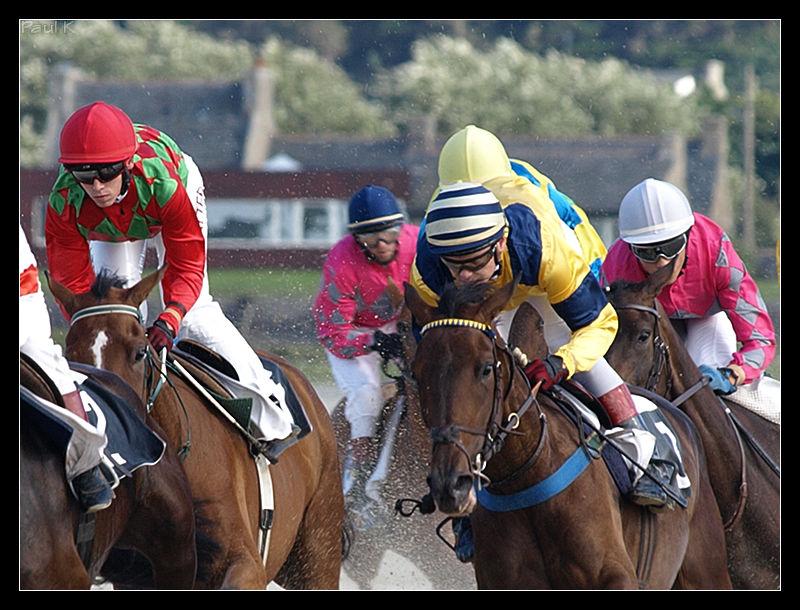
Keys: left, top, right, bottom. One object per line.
{"left": 597, "top": 384, "right": 672, "bottom": 510}
{"left": 62, "top": 390, "right": 114, "bottom": 513}
{"left": 452, "top": 516, "right": 475, "bottom": 563}
{"left": 71, "top": 465, "right": 114, "bottom": 514}
{"left": 261, "top": 424, "right": 301, "bottom": 463}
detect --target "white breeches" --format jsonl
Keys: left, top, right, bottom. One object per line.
{"left": 680, "top": 312, "right": 737, "bottom": 370}
{"left": 87, "top": 154, "right": 293, "bottom": 440}
{"left": 327, "top": 321, "right": 398, "bottom": 439}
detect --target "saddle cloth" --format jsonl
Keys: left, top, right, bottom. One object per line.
{"left": 20, "top": 376, "right": 166, "bottom": 483}
{"left": 549, "top": 384, "right": 633, "bottom": 496}
{"left": 173, "top": 340, "right": 312, "bottom": 443}
{"left": 725, "top": 375, "right": 780, "bottom": 425}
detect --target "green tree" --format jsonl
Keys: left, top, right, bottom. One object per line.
{"left": 19, "top": 20, "right": 394, "bottom": 166}
{"left": 375, "top": 35, "right": 705, "bottom": 137}
{"left": 257, "top": 37, "right": 395, "bottom": 137}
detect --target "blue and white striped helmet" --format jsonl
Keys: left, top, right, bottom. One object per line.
{"left": 425, "top": 182, "right": 506, "bottom": 255}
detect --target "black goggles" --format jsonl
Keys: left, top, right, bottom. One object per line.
{"left": 630, "top": 233, "right": 687, "bottom": 263}
{"left": 441, "top": 243, "right": 498, "bottom": 274}
{"left": 67, "top": 161, "right": 126, "bottom": 184}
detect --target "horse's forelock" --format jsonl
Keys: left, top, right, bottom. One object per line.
{"left": 605, "top": 279, "right": 643, "bottom": 305}
{"left": 438, "top": 282, "right": 494, "bottom": 317}
{"left": 91, "top": 269, "right": 128, "bottom": 299}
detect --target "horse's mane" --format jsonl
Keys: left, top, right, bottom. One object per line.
{"left": 437, "top": 281, "right": 494, "bottom": 317}
{"left": 91, "top": 269, "right": 128, "bottom": 299}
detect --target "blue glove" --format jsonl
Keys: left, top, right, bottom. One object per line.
{"left": 699, "top": 364, "right": 736, "bottom": 395}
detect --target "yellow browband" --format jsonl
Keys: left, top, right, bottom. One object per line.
{"left": 420, "top": 318, "right": 495, "bottom": 338}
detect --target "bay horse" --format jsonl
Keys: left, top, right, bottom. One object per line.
{"left": 330, "top": 280, "right": 476, "bottom": 589}
{"left": 404, "top": 279, "right": 732, "bottom": 589}
{"left": 20, "top": 353, "right": 197, "bottom": 589}
{"left": 603, "top": 261, "right": 780, "bottom": 589}
{"left": 47, "top": 268, "right": 343, "bottom": 589}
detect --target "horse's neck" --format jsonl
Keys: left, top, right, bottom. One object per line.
{"left": 660, "top": 317, "right": 706, "bottom": 401}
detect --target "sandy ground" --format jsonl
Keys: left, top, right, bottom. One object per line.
{"left": 305, "top": 384, "right": 476, "bottom": 591}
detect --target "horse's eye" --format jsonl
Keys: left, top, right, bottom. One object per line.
{"left": 135, "top": 345, "right": 147, "bottom": 362}
{"left": 637, "top": 329, "right": 652, "bottom": 344}
{"left": 481, "top": 363, "right": 494, "bottom": 378}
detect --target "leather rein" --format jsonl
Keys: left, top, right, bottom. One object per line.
{"left": 419, "top": 317, "right": 544, "bottom": 491}
{"left": 613, "top": 301, "right": 752, "bottom": 529}
{"left": 69, "top": 303, "right": 193, "bottom": 459}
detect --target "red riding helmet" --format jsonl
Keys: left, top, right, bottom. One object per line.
{"left": 58, "top": 101, "right": 138, "bottom": 165}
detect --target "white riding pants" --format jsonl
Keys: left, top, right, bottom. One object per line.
{"left": 327, "top": 321, "right": 398, "bottom": 440}
{"left": 679, "top": 312, "right": 737, "bottom": 370}
{"left": 88, "top": 155, "right": 294, "bottom": 440}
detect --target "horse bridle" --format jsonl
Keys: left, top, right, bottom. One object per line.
{"left": 612, "top": 303, "right": 673, "bottom": 395}
{"left": 419, "top": 317, "right": 543, "bottom": 489}
{"left": 69, "top": 303, "right": 143, "bottom": 325}
{"left": 68, "top": 303, "right": 193, "bottom": 455}
{"left": 69, "top": 303, "right": 167, "bottom": 407}
{"left": 612, "top": 300, "right": 781, "bottom": 527}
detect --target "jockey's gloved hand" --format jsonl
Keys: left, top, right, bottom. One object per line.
{"left": 698, "top": 364, "right": 737, "bottom": 395}
{"left": 523, "top": 355, "right": 567, "bottom": 391}
{"left": 370, "top": 330, "right": 404, "bottom": 361}
{"left": 147, "top": 318, "right": 176, "bottom": 353}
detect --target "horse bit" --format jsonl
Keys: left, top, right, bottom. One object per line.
{"left": 419, "top": 317, "right": 542, "bottom": 489}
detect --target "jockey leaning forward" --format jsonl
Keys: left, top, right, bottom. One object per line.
{"left": 45, "top": 101, "right": 298, "bottom": 450}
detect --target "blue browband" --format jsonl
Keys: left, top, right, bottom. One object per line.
{"left": 420, "top": 317, "right": 496, "bottom": 340}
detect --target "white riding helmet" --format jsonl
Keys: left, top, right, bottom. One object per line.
{"left": 618, "top": 178, "right": 695, "bottom": 245}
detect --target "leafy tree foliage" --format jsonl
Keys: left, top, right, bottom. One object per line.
{"left": 375, "top": 35, "right": 703, "bottom": 137}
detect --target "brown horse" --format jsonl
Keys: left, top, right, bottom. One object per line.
{"left": 405, "top": 280, "right": 732, "bottom": 589}
{"left": 20, "top": 354, "right": 197, "bottom": 589}
{"left": 47, "top": 268, "right": 344, "bottom": 589}
{"left": 603, "top": 261, "right": 781, "bottom": 589}
{"left": 330, "top": 278, "right": 476, "bottom": 589}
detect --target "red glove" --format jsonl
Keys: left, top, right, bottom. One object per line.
{"left": 523, "top": 355, "right": 567, "bottom": 390}
{"left": 147, "top": 318, "right": 176, "bottom": 353}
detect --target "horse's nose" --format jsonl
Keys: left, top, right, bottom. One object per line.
{"left": 429, "top": 469, "right": 475, "bottom": 515}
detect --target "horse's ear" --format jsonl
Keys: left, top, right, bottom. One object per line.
{"left": 643, "top": 257, "right": 677, "bottom": 300}
{"left": 483, "top": 276, "right": 519, "bottom": 322}
{"left": 404, "top": 282, "right": 435, "bottom": 327}
{"left": 125, "top": 265, "right": 167, "bottom": 308}
{"left": 44, "top": 270, "right": 78, "bottom": 316}
{"left": 508, "top": 301, "right": 546, "bottom": 361}
{"left": 387, "top": 276, "right": 404, "bottom": 310}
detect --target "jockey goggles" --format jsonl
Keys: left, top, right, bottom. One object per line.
{"left": 355, "top": 225, "right": 402, "bottom": 248}
{"left": 440, "top": 242, "right": 498, "bottom": 274}
{"left": 66, "top": 161, "right": 126, "bottom": 184}
{"left": 629, "top": 233, "right": 687, "bottom": 263}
